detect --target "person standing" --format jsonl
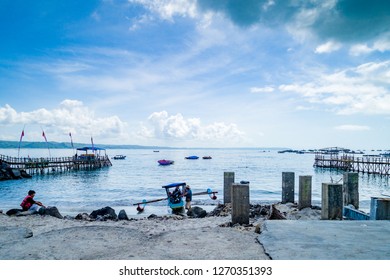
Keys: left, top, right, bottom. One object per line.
{"left": 184, "top": 185, "right": 192, "bottom": 210}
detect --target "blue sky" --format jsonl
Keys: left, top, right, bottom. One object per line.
{"left": 1, "top": 0, "right": 390, "bottom": 149}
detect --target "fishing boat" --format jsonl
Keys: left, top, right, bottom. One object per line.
{"left": 113, "top": 155, "right": 126, "bottom": 160}
{"left": 133, "top": 182, "right": 218, "bottom": 213}
{"left": 185, "top": 155, "right": 199, "bottom": 159}
{"left": 158, "top": 159, "right": 174, "bottom": 165}
{"left": 202, "top": 156, "right": 212, "bottom": 159}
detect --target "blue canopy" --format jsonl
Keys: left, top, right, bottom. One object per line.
{"left": 162, "top": 182, "right": 186, "bottom": 189}
{"left": 76, "top": 146, "right": 105, "bottom": 151}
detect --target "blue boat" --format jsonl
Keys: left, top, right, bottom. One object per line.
{"left": 185, "top": 155, "right": 199, "bottom": 159}
{"left": 162, "top": 182, "right": 186, "bottom": 212}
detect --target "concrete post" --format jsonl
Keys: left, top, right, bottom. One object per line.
{"left": 231, "top": 183, "right": 250, "bottom": 225}
{"left": 298, "top": 175, "right": 312, "bottom": 210}
{"left": 282, "top": 172, "right": 295, "bottom": 203}
{"left": 343, "top": 172, "right": 359, "bottom": 209}
{"left": 224, "top": 172, "right": 235, "bottom": 204}
{"left": 370, "top": 197, "right": 390, "bottom": 220}
{"left": 321, "top": 183, "right": 343, "bottom": 220}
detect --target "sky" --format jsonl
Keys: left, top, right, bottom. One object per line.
{"left": 1, "top": 0, "right": 390, "bottom": 149}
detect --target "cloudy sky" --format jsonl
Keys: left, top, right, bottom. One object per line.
{"left": 1, "top": 0, "right": 390, "bottom": 149}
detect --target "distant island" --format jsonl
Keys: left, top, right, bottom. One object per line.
{"left": 0, "top": 140, "right": 168, "bottom": 150}
{"left": 0, "top": 140, "right": 287, "bottom": 150}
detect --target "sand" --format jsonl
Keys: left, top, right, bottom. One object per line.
{"left": 0, "top": 203, "right": 321, "bottom": 260}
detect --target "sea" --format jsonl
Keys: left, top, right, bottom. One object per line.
{"left": 1, "top": 148, "right": 389, "bottom": 217}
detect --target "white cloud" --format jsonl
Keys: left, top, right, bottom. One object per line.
{"left": 139, "top": 111, "right": 244, "bottom": 143}
{"left": 279, "top": 61, "right": 390, "bottom": 115}
{"left": 0, "top": 100, "right": 128, "bottom": 142}
{"left": 334, "top": 125, "right": 370, "bottom": 131}
{"left": 315, "top": 41, "right": 342, "bottom": 54}
{"left": 250, "top": 86, "right": 275, "bottom": 93}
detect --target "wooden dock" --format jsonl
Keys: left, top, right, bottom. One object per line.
{"left": 0, "top": 153, "right": 112, "bottom": 175}
{"left": 314, "top": 154, "right": 390, "bottom": 176}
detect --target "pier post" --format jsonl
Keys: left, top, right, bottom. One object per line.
{"left": 231, "top": 183, "right": 250, "bottom": 225}
{"left": 321, "top": 183, "right": 343, "bottom": 220}
{"left": 343, "top": 172, "right": 359, "bottom": 209}
{"left": 282, "top": 172, "right": 295, "bottom": 203}
{"left": 224, "top": 172, "right": 235, "bottom": 204}
{"left": 298, "top": 175, "right": 312, "bottom": 210}
{"left": 370, "top": 197, "right": 390, "bottom": 220}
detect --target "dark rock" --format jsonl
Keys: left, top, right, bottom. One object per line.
{"left": 44, "top": 206, "right": 63, "bottom": 219}
{"left": 187, "top": 206, "right": 207, "bottom": 218}
{"left": 6, "top": 208, "right": 23, "bottom": 216}
{"left": 75, "top": 213, "right": 92, "bottom": 221}
{"left": 89, "top": 206, "right": 117, "bottom": 220}
{"left": 148, "top": 214, "right": 158, "bottom": 219}
{"left": 118, "top": 209, "right": 129, "bottom": 220}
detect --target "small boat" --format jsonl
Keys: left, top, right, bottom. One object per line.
{"left": 158, "top": 159, "right": 174, "bottom": 165}
{"left": 185, "top": 156, "right": 199, "bottom": 160}
{"left": 113, "top": 155, "right": 126, "bottom": 160}
{"left": 133, "top": 182, "right": 218, "bottom": 213}
{"left": 202, "top": 156, "right": 212, "bottom": 159}
{"left": 153, "top": 150, "right": 160, "bottom": 152}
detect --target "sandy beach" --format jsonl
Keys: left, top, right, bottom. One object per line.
{"left": 0, "top": 203, "right": 321, "bottom": 260}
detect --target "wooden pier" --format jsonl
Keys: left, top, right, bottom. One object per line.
{"left": 314, "top": 154, "right": 390, "bottom": 176}
{"left": 0, "top": 153, "right": 112, "bottom": 176}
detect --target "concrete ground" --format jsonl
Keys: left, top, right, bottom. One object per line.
{"left": 258, "top": 220, "right": 390, "bottom": 260}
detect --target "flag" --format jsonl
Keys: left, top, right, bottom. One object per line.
{"left": 42, "top": 130, "right": 48, "bottom": 142}
{"left": 69, "top": 132, "right": 74, "bottom": 148}
{"left": 19, "top": 130, "right": 24, "bottom": 142}
{"left": 91, "top": 136, "right": 94, "bottom": 150}
{"left": 18, "top": 128, "right": 25, "bottom": 158}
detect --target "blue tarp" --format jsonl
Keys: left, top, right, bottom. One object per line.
{"left": 76, "top": 146, "right": 105, "bottom": 151}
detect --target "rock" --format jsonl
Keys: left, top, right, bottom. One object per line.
{"left": 118, "top": 209, "right": 129, "bottom": 220}
{"left": 148, "top": 214, "right": 158, "bottom": 219}
{"left": 187, "top": 206, "right": 207, "bottom": 218}
{"left": 6, "top": 209, "right": 22, "bottom": 216}
{"left": 44, "top": 206, "right": 63, "bottom": 219}
{"left": 75, "top": 213, "right": 92, "bottom": 221}
{"left": 89, "top": 206, "right": 117, "bottom": 220}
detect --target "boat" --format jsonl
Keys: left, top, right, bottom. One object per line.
{"left": 185, "top": 156, "right": 199, "bottom": 159}
{"left": 133, "top": 182, "right": 218, "bottom": 213}
{"left": 158, "top": 159, "right": 174, "bottom": 165}
{"left": 113, "top": 155, "right": 126, "bottom": 160}
{"left": 202, "top": 156, "right": 212, "bottom": 159}
{"left": 163, "top": 182, "right": 186, "bottom": 211}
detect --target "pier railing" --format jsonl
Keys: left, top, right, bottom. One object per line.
{"left": 314, "top": 154, "right": 390, "bottom": 176}
{"left": 0, "top": 154, "right": 112, "bottom": 175}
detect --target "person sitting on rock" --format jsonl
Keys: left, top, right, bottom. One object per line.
{"left": 20, "top": 190, "right": 44, "bottom": 213}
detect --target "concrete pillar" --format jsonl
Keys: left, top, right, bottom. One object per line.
{"left": 282, "top": 172, "right": 295, "bottom": 203}
{"left": 298, "top": 175, "right": 312, "bottom": 210}
{"left": 231, "top": 183, "right": 250, "bottom": 225}
{"left": 370, "top": 197, "right": 390, "bottom": 220}
{"left": 321, "top": 183, "right": 343, "bottom": 220}
{"left": 224, "top": 172, "right": 235, "bottom": 204}
{"left": 343, "top": 172, "right": 359, "bottom": 209}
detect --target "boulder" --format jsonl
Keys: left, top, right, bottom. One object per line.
{"left": 187, "top": 206, "right": 207, "bottom": 218}
{"left": 118, "top": 209, "right": 129, "bottom": 220}
{"left": 89, "top": 206, "right": 117, "bottom": 220}
{"left": 6, "top": 208, "right": 22, "bottom": 216}
{"left": 75, "top": 213, "right": 93, "bottom": 221}
{"left": 44, "top": 206, "right": 63, "bottom": 219}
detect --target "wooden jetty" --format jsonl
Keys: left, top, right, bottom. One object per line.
{"left": 314, "top": 153, "right": 390, "bottom": 176}
{"left": 0, "top": 147, "right": 112, "bottom": 176}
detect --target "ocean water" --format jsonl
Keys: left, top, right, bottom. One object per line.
{"left": 1, "top": 148, "right": 389, "bottom": 216}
